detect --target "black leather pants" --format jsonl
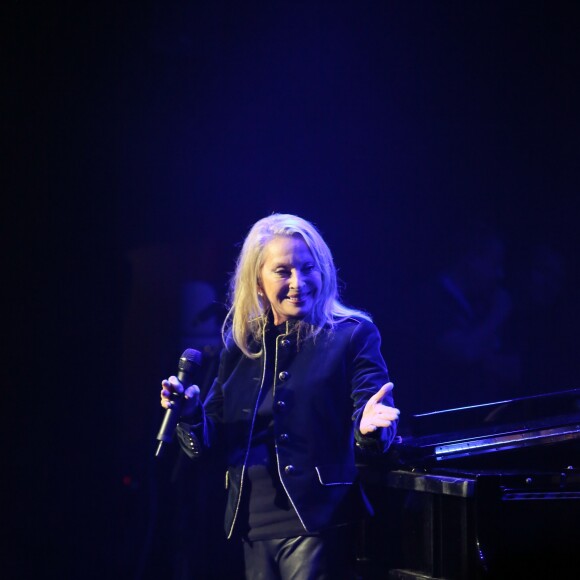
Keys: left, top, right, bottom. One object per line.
{"left": 242, "top": 526, "right": 357, "bottom": 580}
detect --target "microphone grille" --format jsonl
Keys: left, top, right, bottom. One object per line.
{"left": 179, "top": 348, "right": 202, "bottom": 372}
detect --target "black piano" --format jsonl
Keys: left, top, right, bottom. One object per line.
{"left": 358, "top": 388, "right": 580, "bottom": 579}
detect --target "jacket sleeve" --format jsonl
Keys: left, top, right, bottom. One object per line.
{"left": 348, "top": 319, "right": 398, "bottom": 455}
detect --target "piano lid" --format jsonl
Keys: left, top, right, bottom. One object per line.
{"left": 398, "top": 387, "right": 580, "bottom": 463}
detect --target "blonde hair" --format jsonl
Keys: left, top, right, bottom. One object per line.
{"left": 223, "top": 213, "right": 372, "bottom": 357}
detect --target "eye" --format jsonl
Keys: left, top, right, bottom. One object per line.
{"left": 302, "top": 264, "right": 316, "bottom": 273}
{"left": 274, "top": 268, "right": 290, "bottom": 277}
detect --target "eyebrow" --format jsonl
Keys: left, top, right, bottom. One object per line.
{"left": 271, "top": 260, "right": 314, "bottom": 269}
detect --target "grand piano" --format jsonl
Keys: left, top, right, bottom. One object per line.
{"left": 359, "top": 388, "right": 580, "bottom": 579}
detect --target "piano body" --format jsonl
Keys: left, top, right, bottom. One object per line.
{"left": 359, "top": 388, "right": 580, "bottom": 579}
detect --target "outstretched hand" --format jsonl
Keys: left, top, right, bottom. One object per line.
{"left": 359, "top": 382, "right": 399, "bottom": 435}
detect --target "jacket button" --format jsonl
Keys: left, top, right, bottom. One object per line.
{"left": 279, "top": 433, "right": 289, "bottom": 442}
{"left": 276, "top": 400, "right": 286, "bottom": 409}
{"left": 280, "top": 339, "right": 291, "bottom": 347}
{"left": 284, "top": 465, "right": 295, "bottom": 475}
{"left": 278, "top": 371, "right": 290, "bottom": 381}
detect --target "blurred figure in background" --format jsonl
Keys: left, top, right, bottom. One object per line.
{"left": 509, "top": 240, "right": 573, "bottom": 395}
{"left": 400, "top": 221, "right": 522, "bottom": 414}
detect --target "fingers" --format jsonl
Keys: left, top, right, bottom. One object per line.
{"left": 366, "top": 406, "right": 400, "bottom": 428}
{"left": 360, "top": 386, "right": 400, "bottom": 434}
{"left": 361, "top": 407, "right": 400, "bottom": 434}
{"left": 160, "top": 377, "right": 200, "bottom": 411}
{"left": 184, "top": 385, "right": 200, "bottom": 400}
{"left": 162, "top": 376, "right": 184, "bottom": 396}
{"left": 366, "top": 416, "right": 396, "bottom": 429}
{"left": 360, "top": 422, "right": 378, "bottom": 434}
{"left": 160, "top": 376, "right": 184, "bottom": 409}
{"left": 375, "top": 406, "right": 400, "bottom": 420}
{"left": 360, "top": 415, "right": 395, "bottom": 435}
{"left": 367, "top": 382, "right": 394, "bottom": 405}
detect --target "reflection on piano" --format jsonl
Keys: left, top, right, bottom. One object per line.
{"left": 359, "top": 388, "right": 580, "bottom": 579}
{"left": 398, "top": 387, "right": 580, "bottom": 467}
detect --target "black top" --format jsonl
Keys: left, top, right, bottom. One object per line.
{"left": 240, "top": 321, "right": 307, "bottom": 540}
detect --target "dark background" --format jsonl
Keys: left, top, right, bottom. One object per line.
{"left": 4, "top": 1, "right": 579, "bottom": 578}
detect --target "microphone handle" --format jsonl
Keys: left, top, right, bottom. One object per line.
{"left": 155, "top": 370, "right": 194, "bottom": 457}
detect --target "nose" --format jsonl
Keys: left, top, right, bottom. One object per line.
{"left": 289, "top": 270, "right": 305, "bottom": 290}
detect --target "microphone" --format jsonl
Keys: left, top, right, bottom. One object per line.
{"left": 155, "top": 348, "right": 202, "bottom": 457}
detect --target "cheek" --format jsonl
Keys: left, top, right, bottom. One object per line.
{"left": 265, "top": 280, "right": 285, "bottom": 298}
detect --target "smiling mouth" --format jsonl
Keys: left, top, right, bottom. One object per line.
{"left": 286, "top": 295, "right": 307, "bottom": 303}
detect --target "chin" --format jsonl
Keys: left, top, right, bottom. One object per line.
{"left": 293, "top": 307, "right": 313, "bottom": 319}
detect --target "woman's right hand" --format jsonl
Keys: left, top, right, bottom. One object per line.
{"left": 160, "top": 376, "right": 200, "bottom": 418}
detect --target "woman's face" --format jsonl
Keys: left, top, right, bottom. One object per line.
{"left": 259, "top": 235, "right": 322, "bottom": 326}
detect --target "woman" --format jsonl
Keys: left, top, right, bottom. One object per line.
{"left": 161, "top": 213, "right": 399, "bottom": 579}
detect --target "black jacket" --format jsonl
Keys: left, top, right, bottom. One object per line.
{"left": 180, "top": 316, "right": 397, "bottom": 538}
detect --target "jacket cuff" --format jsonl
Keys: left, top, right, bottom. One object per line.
{"left": 354, "top": 425, "right": 384, "bottom": 455}
{"left": 176, "top": 422, "right": 204, "bottom": 459}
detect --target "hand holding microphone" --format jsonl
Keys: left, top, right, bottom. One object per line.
{"left": 156, "top": 348, "right": 202, "bottom": 457}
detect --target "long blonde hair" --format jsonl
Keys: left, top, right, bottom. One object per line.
{"left": 223, "top": 213, "right": 371, "bottom": 358}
